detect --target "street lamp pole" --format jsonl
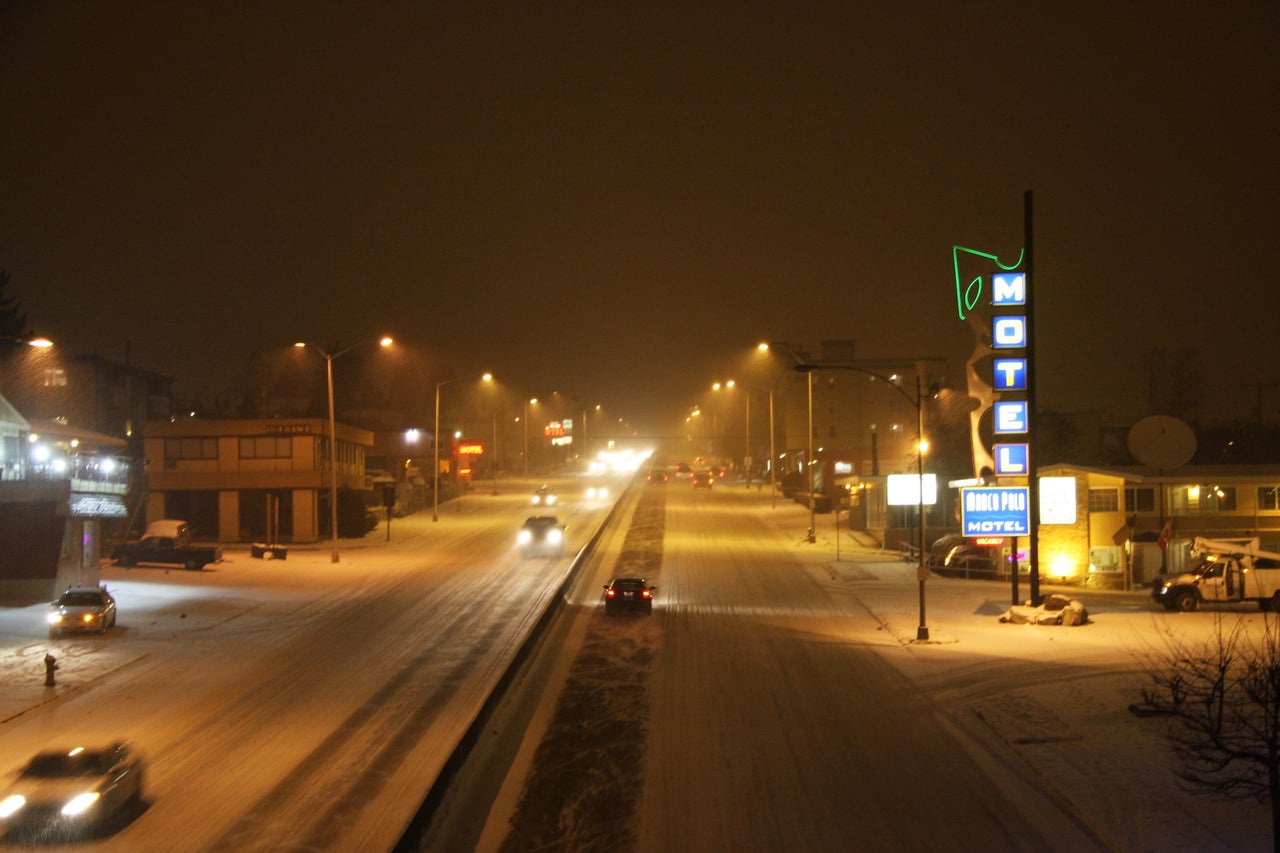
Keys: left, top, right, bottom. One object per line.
{"left": 915, "top": 375, "right": 929, "bottom": 641}
{"left": 296, "top": 337, "right": 393, "bottom": 563}
{"left": 769, "top": 386, "right": 777, "bottom": 508}
{"left": 433, "top": 372, "right": 493, "bottom": 522}
{"left": 794, "top": 359, "right": 935, "bottom": 641}
{"left": 806, "top": 367, "right": 816, "bottom": 542}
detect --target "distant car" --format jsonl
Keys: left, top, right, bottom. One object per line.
{"left": 531, "top": 486, "right": 558, "bottom": 507}
{"left": 645, "top": 469, "right": 669, "bottom": 484}
{"left": 691, "top": 471, "right": 714, "bottom": 489}
{"left": 48, "top": 586, "right": 116, "bottom": 637}
{"left": 673, "top": 463, "right": 693, "bottom": 479}
{"left": 0, "top": 742, "right": 143, "bottom": 834}
{"left": 517, "top": 516, "right": 565, "bottom": 558}
{"left": 585, "top": 485, "right": 609, "bottom": 500}
{"left": 603, "top": 577, "right": 656, "bottom": 613}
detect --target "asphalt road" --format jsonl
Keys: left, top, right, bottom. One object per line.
{"left": 0, "top": 475, "right": 615, "bottom": 852}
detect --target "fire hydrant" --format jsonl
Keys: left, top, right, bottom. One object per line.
{"left": 44, "top": 653, "right": 58, "bottom": 687}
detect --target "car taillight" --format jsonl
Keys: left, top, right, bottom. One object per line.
{"left": 606, "top": 588, "right": 616, "bottom": 598}
{"left": 641, "top": 589, "right": 651, "bottom": 599}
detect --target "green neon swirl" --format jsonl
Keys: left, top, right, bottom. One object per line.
{"left": 952, "top": 245, "right": 1025, "bottom": 320}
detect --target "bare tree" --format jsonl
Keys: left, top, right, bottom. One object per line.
{"left": 1136, "top": 614, "right": 1280, "bottom": 849}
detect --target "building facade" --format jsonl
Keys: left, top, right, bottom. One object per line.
{"left": 141, "top": 417, "right": 374, "bottom": 544}
{"left": 0, "top": 392, "right": 130, "bottom": 603}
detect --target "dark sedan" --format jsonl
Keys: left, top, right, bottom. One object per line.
{"left": 603, "top": 577, "right": 656, "bottom": 613}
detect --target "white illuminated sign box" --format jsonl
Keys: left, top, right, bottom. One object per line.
{"left": 886, "top": 473, "right": 937, "bottom": 506}
{"left": 1039, "top": 477, "right": 1078, "bottom": 524}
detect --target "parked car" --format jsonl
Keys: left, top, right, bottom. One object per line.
{"left": 0, "top": 742, "right": 143, "bottom": 835}
{"left": 603, "top": 577, "right": 656, "bottom": 613}
{"left": 517, "top": 516, "right": 565, "bottom": 558}
{"left": 48, "top": 586, "right": 116, "bottom": 637}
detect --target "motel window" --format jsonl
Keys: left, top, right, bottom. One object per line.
{"left": 1124, "top": 487, "right": 1156, "bottom": 513}
{"left": 1174, "top": 485, "right": 1237, "bottom": 513}
{"left": 165, "top": 438, "right": 217, "bottom": 460}
{"left": 1259, "top": 487, "right": 1280, "bottom": 511}
{"left": 240, "top": 436, "right": 293, "bottom": 459}
{"left": 1087, "top": 489, "right": 1119, "bottom": 513}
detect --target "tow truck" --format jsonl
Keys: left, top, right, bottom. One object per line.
{"left": 1152, "top": 536, "right": 1280, "bottom": 612}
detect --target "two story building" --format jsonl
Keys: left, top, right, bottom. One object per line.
{"left": 139, "top": 417, "right": 376, "bottom": 544}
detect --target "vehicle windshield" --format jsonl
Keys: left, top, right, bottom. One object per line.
{"left": 58, "top": 592, "right": 104, "bottom": 607}
{"left": 23, "top": 752, "right": 108, "bottom": 778}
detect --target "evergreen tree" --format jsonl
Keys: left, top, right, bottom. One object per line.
{"left": 0, "top": 269, "right": 30, "bottom": 339}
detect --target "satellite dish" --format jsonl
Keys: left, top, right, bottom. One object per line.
{"left": 1127, "top": 415, "right": 1197, "bottom": 469}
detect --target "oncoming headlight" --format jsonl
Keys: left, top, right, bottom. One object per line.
{"left": 0, "top": 794, "right": 25, "bottom": 818}
{"left": 517, "top": 530, "right": 532, "bottom": 545}
{"left": 61, "top": 792, "right": 100, "bottom": 817}
{"left": 548, "top": 529, "right": 563, "bottom": 544}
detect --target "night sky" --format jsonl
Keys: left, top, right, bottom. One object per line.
{"left": 2, "top": 2, "right": 1275, "bottom": 434}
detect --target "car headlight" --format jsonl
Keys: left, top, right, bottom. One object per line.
{"left": 548, "top": 530, "right": 563, "bottom": 544}
{"left": 82, "top": 613, "right": 97, "bottom": 624}
{"left": 517, "top": 531, "right": 532, "bottom": 545}
{"left": 48, "top": 612, "right": 63, "bottom": 625}
{"left": 61, "top": 792, "right": 99, "bottom": 817}
{"left": 0, "top": 794, "right": 25, "bottom": 818}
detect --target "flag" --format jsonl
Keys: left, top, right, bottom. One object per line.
{"left": 1157, "top": 518, "right": 1173, "bottom": 552}
{"left": 1112, "top": 514, "right": 1136, "bottom": 545}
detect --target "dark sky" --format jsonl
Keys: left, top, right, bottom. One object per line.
{"left": 2, "top": 2, "right": 1276, "bottom": 433}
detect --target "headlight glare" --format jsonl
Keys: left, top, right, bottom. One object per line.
{"left": 0, "top": 794, "right": 25, "bottom": 818}
{"left": 61, "top": 792, "right": 99, "bottom": 817}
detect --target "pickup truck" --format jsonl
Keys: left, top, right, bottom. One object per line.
{"left": 112, "top": 519, "right": 223, "bottom": 571}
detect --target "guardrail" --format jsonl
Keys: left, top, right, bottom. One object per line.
{"left": 394, "top": 471, "right": 638, "bottom": 849}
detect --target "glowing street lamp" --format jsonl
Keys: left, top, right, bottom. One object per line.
{"left": 294, "top": 336, "right": 393, "bottom": 563}
{"left": 433, "top": 372, "right": 493, "bottom": 522}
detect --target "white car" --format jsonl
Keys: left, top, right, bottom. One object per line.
{"left": 48, "top": 586, "right": 117, "bottom": 637}
{"left": 0, "top": 743, "right": 144, "bottom": 835}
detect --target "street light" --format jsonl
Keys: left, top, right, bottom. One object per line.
{"left": 294, "top": 336, "right": 393, "bottom": 563}
{"left": 794, "top": 359, "right": 939, "bottom": 642}
{"left": 433, "top": 372, "right": 493, "bottom": 522}
{"left": 523, "top": 397, "right": 538, "bottom": 478}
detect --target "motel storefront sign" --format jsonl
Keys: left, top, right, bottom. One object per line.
{"left": 960, "top": 486, "right": 1030, "bottom": 536}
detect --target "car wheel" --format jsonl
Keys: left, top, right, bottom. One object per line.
{"left": 1171, "top": 590, "right": 1197, "bottom": 612}
{"left": 185, "top": 559, "right": 200, "bottom": 571}
{"left": 118, "top": 556, "right": 135, "bottom": 568}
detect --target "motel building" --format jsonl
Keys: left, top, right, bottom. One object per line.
{"left": 949, "top": 463, "right": 1280, "bottom": 589}
{"left": 850, "top": 461, "right": 1280, "bottom": 590}
{"left": 140, "top": 417, "right": 376, "bottom": 544}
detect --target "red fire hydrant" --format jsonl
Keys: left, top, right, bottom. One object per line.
{"left": 44, "top": 653, "right": 58, "bottom": 687}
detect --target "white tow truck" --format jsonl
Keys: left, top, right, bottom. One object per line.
{"left": 1152, "top": 536, "right": 1280, "bottom": 612}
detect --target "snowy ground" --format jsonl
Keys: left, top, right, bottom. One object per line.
{"left": 477, "top": 483, "right": 1273, "bottom": 853}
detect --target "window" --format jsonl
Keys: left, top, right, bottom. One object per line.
{"left": 43, "top": 368, "right": 67, "bottom": 388}
{"left": 165, "top": 438, "right": 217, "bottom": 460}
{"left": 1174, "top": 485, "right": 1237, "bottom": 513}
{"left": 1124, "top": 487, "right": 1156, "bottom": 513}
{"left": 239, "top": 436, "right": 292, "bottom": 459}
{"left": 1088, "top": 489, "right": 1119, "bottom": 512}
{"left": 1259, "top": 487, "right": 1280, "bottom": 511}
